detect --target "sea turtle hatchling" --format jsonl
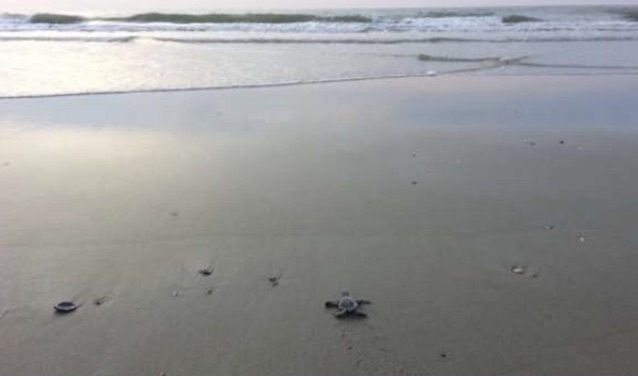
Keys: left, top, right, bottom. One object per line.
{"left": 324, "top": 291, "right": 371, "bottom": 318}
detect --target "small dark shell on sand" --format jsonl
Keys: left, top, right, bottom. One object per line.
{"left": 54, "top": 301, "right": 78, "bottom": 313}
{"left": 543, "top": 225, "right": 555, "bottom": 230}
{"left": 559, "top": 140, "right": 565, "bottom": 144}
{"left": 411, "top": 180, "right": 418, "bottom": 185}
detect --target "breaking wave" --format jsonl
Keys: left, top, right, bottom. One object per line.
{"left": 1, "top": 6, "right": 637, "bottom": 99}
{"left": 0, "top": 35, "right": 137, "bottom": 43}
{"left": 15, "top": 12, "right": 373, "bottom": 25}
{"left": 8, "top": 10, "right": 512, "bottom": 26}
{"left": 29, "top": 13, "right": 85, "bottom": 24}
{"left": 1, "top": 7, "right": 637, "bottom": 35}
{"left": 114, "top": 13, "right": 372, "bottom": 23}
{"left": 0, "top": 7, "right": 634, "bottom": 29}
{"left": 416, "top": 10, "right": 494, "bottom": 18}
{"left": 613, "top": 7, "right": 638, "bottom": 22}
{"left": 501, "top": 14, "right": 542, "bottom": 24}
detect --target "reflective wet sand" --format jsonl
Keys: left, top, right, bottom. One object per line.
{"left": 1, "top": 76, "right": 638, "bottom": 375}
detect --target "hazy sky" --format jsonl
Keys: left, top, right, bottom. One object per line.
{"left": 3, "top": 0, "right": 637, "bottom": 12}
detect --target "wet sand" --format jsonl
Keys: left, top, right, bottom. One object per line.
{"left": 1, "top": 76, "right": 638, "bottom": 375}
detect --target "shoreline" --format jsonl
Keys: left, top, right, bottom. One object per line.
{"left": 2, "top": 71, "right": 638, "bottom": 101}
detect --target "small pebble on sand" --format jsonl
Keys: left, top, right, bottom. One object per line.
{"left": 511, "top": 265, "right": 526, "bottom": 275}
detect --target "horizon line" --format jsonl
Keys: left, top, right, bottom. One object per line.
{"left": 4, "top": 3, "right": 638, "bottom": 14}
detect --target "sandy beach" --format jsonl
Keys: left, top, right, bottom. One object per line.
{"left": 1, "top": 76, "right": 638, "bottom": 375}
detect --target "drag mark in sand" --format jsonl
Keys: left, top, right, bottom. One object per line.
{"left": 336, "top": 325, "right": 420, "bottom": 375}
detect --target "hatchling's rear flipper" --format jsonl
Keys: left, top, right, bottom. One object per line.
{"left": 334, "top": 310, "right": 367, "bottom": 319}
{"left": 356, "top": 299, "right": 371, "bottom": 305}
{"left": 325, "top": 301, "right": 338, "bottom": 308}
{"left": 351, "top": 310, "right": 367, "bottom": 318}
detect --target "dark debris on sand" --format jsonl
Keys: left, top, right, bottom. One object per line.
{"left": 268, "top": 276, "right": 281, "bottom": 287}
{"left": 93, "top": 296, "right": 109, "bottom": 306}
{"left": 198, "top": 267, "right": 214, "bottom": 276}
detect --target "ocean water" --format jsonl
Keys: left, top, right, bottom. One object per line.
{"left": 1, "top": 6, "right": 637, "bottom": 98}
